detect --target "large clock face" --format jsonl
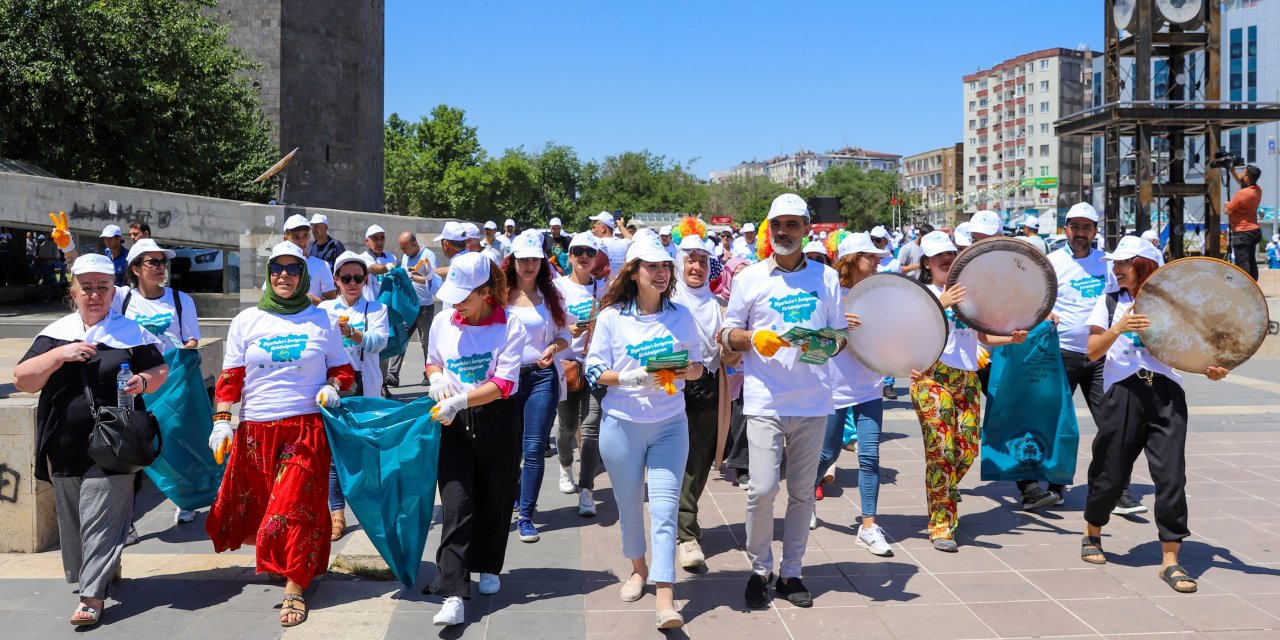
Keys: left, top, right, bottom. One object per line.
{"left": 1113, "top": 0, "right": 1137, "bottom": 31}
{"left": 1156, "top": 0, "right": 1203, "bottom": 26}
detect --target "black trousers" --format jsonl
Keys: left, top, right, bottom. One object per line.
{"left": 723, "top": 395, "right": 748, "bottom": 472}
{"left": 1230, "top": 228, "right": 1261, "bottom": 281}
{"left": 429, "top": 398, "right": 521, "bottom": 598}
{"left": 1018, "top": 349, "right": 1104, "bottom": 493}
{"left": 678, "top": 397, "right": 719, "bottom": 541}
{"left": 1084, "top": 373, "right": 1190, "bottom": 543}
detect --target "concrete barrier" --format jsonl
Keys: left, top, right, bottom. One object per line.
{"left": 0, "top": 397, "right": 57, "bottom": 553}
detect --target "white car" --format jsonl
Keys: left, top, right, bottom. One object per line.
{"left": 169, "top": 247, "right": 239, "bottom": 293}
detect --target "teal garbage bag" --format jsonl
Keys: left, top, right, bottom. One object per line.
{"left": 321, "top": 395, "right": 441, "bottom": 588}
{"left": 142, "top": 348, "right": 223, "bottom": 510}
{"left": 980, "top": 321, "right": 1079, "bottom": 485}
{"left": 377, "top": 268, "right": 420, "bottom": 361}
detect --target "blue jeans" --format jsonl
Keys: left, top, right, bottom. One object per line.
{"left": 328, "top": 463, "right": 345, "bottom": 511}
{"left": 815, "top": 400, "right": 884, "bottom": 517}
{"left": 516, "top": 366, "right": 559, "bottom": 521}
{"left": 599, "top": 412, "right": 688, "bottom": 583}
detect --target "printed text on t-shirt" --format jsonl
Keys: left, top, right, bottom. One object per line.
{"left": 448, "top": 351, "right": 494, "bottom": 384}
{"left": 258, "top": 334, "right": 309, "bottom": 362}
{"left": 624, "top": 335, "right": 675, "bottom": 366}
{"left": 767, "top": 291, "right": 818, "bottom": 324}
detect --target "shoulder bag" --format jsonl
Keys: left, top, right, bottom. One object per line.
{"left": 82, "top": 359, "right": 163, "bottom": 474}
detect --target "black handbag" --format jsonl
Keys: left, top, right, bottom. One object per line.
{"left": 81, "top": 365, "right": 162, "bottom": 474}
{"left": 683, "top": 369, "right": 718, "bottom": 411}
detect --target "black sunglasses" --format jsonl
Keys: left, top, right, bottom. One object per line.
{"left": 269, "top": 263, "right": 304, "bottom": 278}
{"left": 570, "top": 246, "right": 598, "bottom": 257}
{"left": 139, "top": 257, "right": 168, "bottom": 269}
{"left": 339, "top": 274, "right": 366, "bottom": 284}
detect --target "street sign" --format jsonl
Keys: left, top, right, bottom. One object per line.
{"left": 1020, "top": 177, "right": 1058, "bottom": 188}
{"left": 710, "top": 215, "right": 733, "bottom": 225}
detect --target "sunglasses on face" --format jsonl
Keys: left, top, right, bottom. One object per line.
{"left": 339, "top": 273, "right": 366, "bottom": 284}
{"left": 140, "top": 258, "right": 168, "bottom": 269}
{"left": 269, "top": 263, "right": 304, "bottom": 278}
{"left": 570, "top": 247, "right": 597, "bottom": 257}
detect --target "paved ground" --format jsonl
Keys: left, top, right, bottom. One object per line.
{"left": 1, "top": 348, "right": 1278, "bottom": 639}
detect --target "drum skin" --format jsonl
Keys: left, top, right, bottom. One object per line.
{"left": 1134, "top": 257, "right": 1267, "bottom": 372}
{"left": 946, "top": 237, "right": 1057, "bottom": 335}
{"left": 843, "top": 273, "right": 949, "bottom": 378}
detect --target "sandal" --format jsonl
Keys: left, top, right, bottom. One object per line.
{"left": 69, "top": 603, "right": 100, "bottom": 626}
{"left": 331, "top": 510, "right": 346, "bottom": 542}
{"left": 1081, "top": 536, "right": 1106, "bottom": 565}
{"left": 280, "top": 593, "right": 309, "bottom": 627}
{"left": 1159, "top": 564, "right": 1198, "bottom": 593}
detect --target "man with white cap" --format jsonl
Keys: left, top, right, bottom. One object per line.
{"left": 869, "top": 226, "right": 899, "bottom": 273}
{"left": 306, "top": 214, "right": 346, "bottom": 267}
{"left": 280, "top": 214, "right": 337, "bottom": 304}
{"left": 1018, "top": 214, "right": 1047, "bottom": 254}
{"left": 721, "top": 193, "right": 846, "bottom": 609}
{"left": 1140, "top": 228, "right": 1160, "bottom": 248}
{"left": 897, "top": 223, "right": 931, "bottom": 280}
{"left": 432, "top": 221, "right": 469, "bottom": 277}
{"left": 589, "top": 211, "right": 630, "bottom": 280}
{"left": 658, "top": 225, "right": 678, "bottom": 258}
{"left": 358, "top": 224, "right": 398, "bottom": 301}
{"left": 731, "top": 222, "right": 757, "bottom": 261}
{"left": 482, "top": 221, "right": 510, "bottom": 259}
{"left": 969, "top": 210, "right": 1003, "bottom": 243}
{"left": 953, "top": 221, "right": 973, "bottom": 248}
{"left": 503, "top": 218, "right": 518, "bottom": 242}
{"left": 546, "top": 217, "right": 570, "bottom": 256}
{"left": 390, "top": 231, "right": 441, "bottom": 388}
{"left": 99, "top": 224, "right": 129, "bottom": 286}
{"left": 460, "top": 223, "right": 483, "bottom": 254}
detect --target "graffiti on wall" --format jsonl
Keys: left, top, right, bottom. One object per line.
{"left": 69, "top": 202, "right": 172, "bottom": 230}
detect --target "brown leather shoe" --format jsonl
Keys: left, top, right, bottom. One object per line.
{"left": 330, "top": 510, "right": 346, "bottom": 541}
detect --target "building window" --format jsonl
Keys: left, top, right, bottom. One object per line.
{"left": 969, "top": 119, "right": 976, "bottom": 130}
{"left": 1039, "top": 80, "right": 1049, "bottom": 92}
{"left": 1040, "top": 144, "right": 1050, "bottom": 156}
{"left": 1040, "top": 123, "right": 1050, "bottom": 134}
{"left": 969, "top": 100, "right": 976, "bottom": 111}
{"left": 980, "top": 98, "right": 988, "bottom": 108}
{"left": 968, "top": 81, "right": 976, "bottom": 91}
{"left": 1040, "top": 101, "right": 1050, "bottom": 113}
{"left": 1040, "top": 59, "right": 1050, "bottom": 70}
{"left": 1041, "top": 166, "right": 1049, "bottom": 177}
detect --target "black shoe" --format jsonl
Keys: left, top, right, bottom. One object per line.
{"left": 1112, "top": 488, "right": 1148, "bottom": 515}
{"left": 744, "top": 572, "right": 773, "bottom": 609}
{"left": 882, "top": 386, "right": 899, "bottom": 400}
{"left": 774, "top": 576, "right": 813, "bottom": 608}
{"left": 1048, "top": 484, "right": 1067, "bottom": 506}
{"left": 1021, "top": 486, "right": 1058, "bottom": 511}
{"left": 543, "top": 443, "right": 555, "bottom": 459}
{"left": 385, "top": 375, "right": 400, "bottom": 388}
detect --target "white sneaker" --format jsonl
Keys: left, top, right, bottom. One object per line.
{"left": 677, "top": 540, "right": 705, "bottom": 569}
{"left": 478, "top": 572, "right": 501, "bottom": 595}
{"left": 558, "top": 465, "right": 576, "bottom": 494}
{"left": 578, "top": 488, "right": 596, "bottom": 517}
{"left": 174, "top": 507, "right": 197, "bottom": 524}
{"left": 810, "top": 511, "right": 819, "bottom": 530}
{"left": 856, "top": 523, "right": 894, "bottom": 557}
{"left": 433, "top": 596, "right": 464, "bottom": 626}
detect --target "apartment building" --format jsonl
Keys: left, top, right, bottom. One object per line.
{"left": 901, "top": 143, "right": 964, "bottom": 228}
{"left": 711, "top": 148, "right": 901, "bottom": 188}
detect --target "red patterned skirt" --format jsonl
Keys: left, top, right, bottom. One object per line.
{"left": 205, "top": 413, "right": 331, "bottom": 588}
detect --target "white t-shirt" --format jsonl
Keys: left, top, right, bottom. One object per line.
{"left": 731, "top": 236, "right": 755, "bottom": 260}
{"left": 553, "top": 275, "right": 606, "bottom": 358}
{"left": 509, "top": 303, "right": 571, "bottom": 365}
{"left": 317, "top": 297, "right": 390, "bottom": 396}
{"left": 400, "top": 248, "right": 441, "bottom": 305}
{"left": 114, "top": 288, "right": 200, "bottom": 354}
{"left": 1019, "top": 235, "right": 1048, "bottom": 254}
{"left": 1049, "top": 247, "right": 1118, "bottom": 354}
{"left": 427, "top": 309, "right": 527, "bottom": 396}
{"left": 877, "top": 255, "right": 901, "bottom": 273}
{"left": 600, "top": 236, "right": 631, "bottom": 280}
{"left": 828, "top": 287, "right": 885, "bottom": 408}
{"left": 929, "top": 283, "right": 980, "bottom": 371}
{"left": 360, "top": 251, "right": 399, "bottom": 301}
{"left": 1085, "top": 291, "right": 1181, "bottom": 393}
{"left": 482, "top": 235, "right": 510, "bottom": 259}
{"left": 723, "top": 258, "right": 843, "bottom": 417}
{"left": 224, "top": 306, "right": 350, "bottom": 422}
{"left": 586, "top": 303, "right": 702, "bottom": 423}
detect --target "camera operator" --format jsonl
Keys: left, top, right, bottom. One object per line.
{"left": 1225, "top": 164, "right": 1263, "bottom": 280}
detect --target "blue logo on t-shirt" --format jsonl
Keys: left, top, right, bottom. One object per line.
{"left": 448, "top": 351, "right": 494, "bottom": 384}
{"left": 625, "top": 335, "right": 675, "bottom": 366}
{"left": 768, "top": 291, "right": 818, "bottom": 324}
{"left": 567, "top": 299, "right": 594, "bottom": 320}
{"left": 341, "top": 320, "right": 366, "bottom": 349}
{"left": 1069, "top": 275, "right": 1105, "bottom": 299}
{"left": 944, "top": 308, "right": 970, "bottom": 330}
{"left": 258, "top": 334, "right": 309, "bottom": 362}
{"left": 132, "top": 312, "right": 173, "bottom": 337}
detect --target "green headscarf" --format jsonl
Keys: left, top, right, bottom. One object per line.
{"left": 258, "top": 256, "right": 313, "bottom": 315}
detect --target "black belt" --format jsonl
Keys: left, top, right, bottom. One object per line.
{"left": 520, "top": 364, "right": 540, "bottom": 376}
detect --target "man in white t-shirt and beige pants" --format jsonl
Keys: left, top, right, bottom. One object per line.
{"left": 721, "top": 194, "right": 845, "bottom": 610}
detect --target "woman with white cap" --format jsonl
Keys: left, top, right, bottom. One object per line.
{"left": 1079, "top": 236, "right": 1228, "bottom": 593}
{"left": 206, "top": 241, "right": 355, "bottom": 627}
{"left": 423, "top": 252, "right": 528, "bottom": 626}
{"left": 553, "top": 232, "right": 608, "bottom": 516}
{"left": 586, "top": 234, "right": 703, "bottom": 629}
{"left": 809, "top": 233, "right": 893, "bottom": 556}
{"left": 318, "top": 251, "right": 391, "bottom": 540}
{"left": 911, "top": 231, "right": 1026, "bottom": 552}
{"left": 14, "top": 253, "right": 170, "bottom": 627}
{"left": 503, "top": 231, "right": 571, "bottom": 543}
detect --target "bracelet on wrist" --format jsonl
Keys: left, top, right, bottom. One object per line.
{"left": 213, "top": 411, "right": 233, "bottom": 422}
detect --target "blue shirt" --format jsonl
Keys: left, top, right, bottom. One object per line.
{"left": 103, "top": 246, "right": 129, "bottom": 287}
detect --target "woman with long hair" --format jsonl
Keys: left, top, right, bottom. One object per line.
{"left": 910, "top": 232, "right": 1026, "bottom": 552}
{"left": 424, "top": 252, "right": 528, "bottom": 625}
{"left": 503, "top": 231, "right": 571, "bottom": 543}
{"left": 1080, "top": 236, "right": 1227, "bottom": 593}
{"left": 586, "top": 236, "right": 704, "bottom": 629}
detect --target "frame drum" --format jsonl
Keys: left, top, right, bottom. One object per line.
{"left": 946, "top": 237, "right": 1057, "bottom": 335}
{"left": 1133, "top": 257, "right": 1268, "bottom": 372}
{"left": 842, "top": 273, "right": 949, "bottom": 378}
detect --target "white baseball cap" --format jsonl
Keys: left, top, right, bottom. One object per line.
{"left": 838, "top": 232, "right": 890, "bottom": 259}
{"left": 953, "top": 222, "right": 973, "bottom": 247}
{"left": 309, "top": 214, "right": 330, "bottom": 226}
{"left": 803, "top": 242, "right": 827, "bottom": 256}
{"left": 569, "top": 232, "right": 600, "bottom": 252}
{"left": 365, "top": 224, "right": 386, "bottom": 239}
{"left": 970, "top": 210, "right": 1002, "bottom": 236}
{"left": 625, "top": 235, "right": 674, "bottom": 264}
{"left": 549, "top": 217, "right": 562, "bottom": 227}
{"left": 819, "top": 231, "right": 828, "bottom": 239}
{"left": 511, "top": 230, "right": 546, "bottom": 259}
{"left": 461, "top": 222, "right": 481, "bottom": 240}
{"left": 869, "top": 225, "right": 889, "bottom": 239}
{"left": 922, "top": 231, "right": 959, "bottom": 257}
{"left": 659, "top": 225, "right": 673, "bottom": 236}
{"left": 1066, "top": 202, "right": 1100, "bottom": 223}
{"left": 504, "top": 218, "right": 517, "bottom": 228}
{"left": 269, "top": 240, "right": 307, "bottom": 262}
{"left": 1022, "top": 214, "right": 1040, "bottom": 230}
{"left": 283, "top": 214, "right": 310, "bottom": 232}
{"left": 437, "top": 252, "right": 495, "bottom": 304}
{"left": 484, "top": 220, "right": 497, "bottom": 230}
{"left": 332, "top": 250, "right": 371, "bottom": 274}
{"left": 1140, "top": 229, "right": 1159, "bottom": 242}
{"left": 71, "top": 253, "right": 116, "bottom": 276}
{"left": 767, "top": 193, "right": 809, "bottom": 220}
{"left": 589, "top": 211, "right": 616, "bottom": 228}
{"left": 741, "top": 222, "right": 756, "bottom": 233}
{"left": 678, "top": 235, "right": 708, "bottom": 254}
{"left": 434, "top": 221, "right": 466, "bottom": 243}
{"left": 125, "top": 238, "right": 176, "bottom": 264}
{"left": 100, "top": 224, "right": 123, "bottom": 238}
{"left": 1104, "top": 234, "right": 1164, "bottom": 265}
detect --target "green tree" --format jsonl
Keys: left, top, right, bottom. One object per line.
{"left": 0, "top": 0, "right": 275, "bottom": 200}
{"left": 383, "top": 105, "right": 484, "bottom": 216}
{"left": 805, "top": 164, "right": 899, "bottom": 230}
{"left": 704, "top": 175, "right": 793, "bottom": 226}
{"left": 576, "top": 150, "right": 705, "bottom": 225}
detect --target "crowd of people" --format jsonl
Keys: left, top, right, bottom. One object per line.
{"left": 13, "top": 195, "right": 1235, "bottom": 630}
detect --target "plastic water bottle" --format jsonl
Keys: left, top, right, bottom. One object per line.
{"left": 117, "top": 364, "right": 134, "bottom": 408}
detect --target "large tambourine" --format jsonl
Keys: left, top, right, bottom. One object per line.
{"left": 842, "top": 273, "right": 949, "bottom": 378}
{"left": 945, "top": 237, "right": 1057, "bottom": 336}
{"left": 1133, "top": 257, "right": 1268, "bottom": 372}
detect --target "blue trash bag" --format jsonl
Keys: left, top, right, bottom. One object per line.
{"left": 321, "top": 395, "right": 441, "bottom": 588}
{"left": 980, "top": 321, "right": 1079, "bottom": 486}
{"left": 376, "top": 267, "right": 420, "bottom": 361}
{"left": 142, "top": 348, "right": 223, "bottom": 510}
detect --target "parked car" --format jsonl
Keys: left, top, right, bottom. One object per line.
{"left": 169, "top": 247, "right": 239, "bottom": 293}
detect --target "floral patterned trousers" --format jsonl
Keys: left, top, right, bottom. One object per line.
{"left": 206, "top": 413, "right": 332, "bottom": 588}
{"left": 910, "top": 362, "right": 981, "bottom": 541}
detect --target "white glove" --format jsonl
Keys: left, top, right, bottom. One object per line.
{"left": 430, "top": 393, "right": 469, "bottom": 425}
{"left": 208, "top": 420, "right": 235, "bottom": 453}
{"left": 427, "top": 372, "right": 452, "bottom": 401}
{"left": 316, "top": 384, "right": 341, "bottom": 408}
{"left": 618, "top": 368, "right": 655, "bottom": 388}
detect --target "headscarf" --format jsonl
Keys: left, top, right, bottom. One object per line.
{"left": 714, "top": 256, "right": 749, "bottom": 302}
{"left": 258, "top": 257, "right": 312, "bottom": 315}
{"left": 674, "top": 246, "right": 722, "bottom": 371}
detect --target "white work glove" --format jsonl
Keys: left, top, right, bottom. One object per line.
{"left": 430, "top": 393, "right": 469, "bottom": 425}
{"left": 209, "top": 420, "right": 235, "bottom": 464}
{"left": 617, "top": 368, "right": 655, "bottom": 388}
{"left": 315, "top": 384, "right": 342, "bottom": 408}
{"left": 427, "top": 372, "right": 452, "bottom": 401}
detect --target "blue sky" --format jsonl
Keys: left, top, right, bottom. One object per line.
{"left": 385, "top": 1, "right": 1101, "bottom": 178}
